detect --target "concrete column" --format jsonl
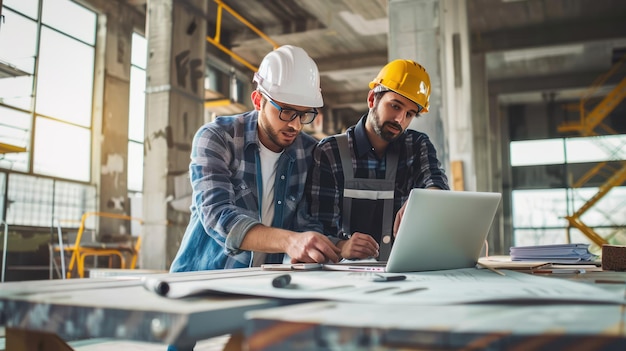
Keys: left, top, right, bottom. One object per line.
{"left": 388, "top": 0, "right": 448, "bottom": 180}
{"left": 388, "top": 0, "right": 505, "bottom": 253}
{"left": 143, "top": 0, "right": 207, "bottom": 269}
{"left": 94, "top": 2, "right": 138, "bottom": 235}
{"left": 388, "top": 0, "right": 484, "bottom": 190}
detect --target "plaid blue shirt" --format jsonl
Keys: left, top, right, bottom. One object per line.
{"left": 170, "top": 110, "right": 322, "bottom": 272}
{"left": 306, "top": 116, "right": 450, "bottom": 238}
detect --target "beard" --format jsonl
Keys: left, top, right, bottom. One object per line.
{"left": 368, "top": 105, "right": 405, "bottom": 143}
{"left": 259, "top": 117, "right": 298, "bottom": 151}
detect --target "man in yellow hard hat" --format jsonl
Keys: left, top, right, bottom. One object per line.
{"left": 306, "top": 59, "right": 449, "bottom": 261}
{"left": 170, "top": 45, "right": 341, "bottom": 272}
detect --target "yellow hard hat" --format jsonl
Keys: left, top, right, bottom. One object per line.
{"left": 369, "top": 59, "right": 431, "bottom": 113}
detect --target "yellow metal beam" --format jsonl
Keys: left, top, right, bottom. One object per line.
{"left": 571, "top": 162, "right": 626, "bottom": 218}
{"left": 558, "top": 54, "right": 626, "bottom": 135}
{"left": 0, "top": 142, "right": 26, "bottom": 154}
{"left": 213, "top": 0, "right": 279, "bottom": 48}
{"left": 580, "top": 77, "right": 626, "bottom": 136}
{"left": 559, "top": 56, "right": 626, "bottom": 248}
{"left": 204, "top": 98, "right": 232, "bottom": 108}
{"left": 208, "top": 0, "right": 280, "bottom": 73}
{"left": 564, "top": 216, "right": 608, "bottom": 247}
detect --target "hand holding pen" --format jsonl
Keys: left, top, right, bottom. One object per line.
{"left": 337, "top": 232, "right": 380, "bottom": 260}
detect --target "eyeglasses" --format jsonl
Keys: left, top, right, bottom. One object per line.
{"left": 267, "top": 98, "right": 318, "bottom": 125}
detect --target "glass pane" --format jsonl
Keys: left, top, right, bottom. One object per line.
{"left": 36, "top": 28, "right": 94, "bottom": 127}
{"left": 566, "top": 135, "right": 626, "bottom": 163}
{"left": 6, "top": 173, "right": 54, "bottom": 226}
{"left": 0, "top": 9, "right": 37, "bottom": 109}
{"left": 0, "top": 106, "right": 31, "bottom": 172}
{"left": 131, "top": 33, "right": 147, "bottom": 69}
{"left": 0, "top": 106, "right": 30, "bottom": 148}
{"left": 33, "top": 117, "right": 90, "bottom": 182}
{"left": 0, "top": 8, "right": 38, "bottom": 73}
{"left": 128, "top": 141, "right": 143, "bottom": 192}
{"left": 3, "top": 0, "right": 39, "bottom": 19}
{"left": 592, "top": 227, "right": 626, "bottom": 248}
{"left": 54, "top": 180, "right": 97, "bottom": 225}
{"left": 42, "top": 0, "right": 96, "bottom": 45}
{"left": 512, "top": 189, "right": 567, "bottom": 228}
{"left": 0, "top": 74, "right": 35, "bottom": 110}
{"left": 569, "top": 186, "right": 626, "bottom": 227}
{"left": 510, "top": 139, "right": 565, "bottom": 166}
{"left": 129, "top": 193, "right": 143, "bottom": 235}
{"left": 128, "top": 66, "right": 146, "bottom": 142}
{"left": 513, "top": 228, "right": 571, "bottom": 247}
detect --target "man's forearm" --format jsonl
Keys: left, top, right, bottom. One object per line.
{"left": 239, "top": 224, "right": 292, "bottom": 253}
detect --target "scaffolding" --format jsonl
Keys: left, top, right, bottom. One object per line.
{"left": 557, "top": 55, "right": 626, "bottom": 247}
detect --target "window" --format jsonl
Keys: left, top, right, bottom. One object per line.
{"left": 128, "top": 32, "right": 147, "bottom": 192}
{"left": 510, "top": 135, "right": 626, "bottom": 248}
{"left": 33, "top": 117, "right": 90, "bottom": 181}
{"left": 5, "top": 173, "right": 96, "bottom": 227}
{"left": 1, "top": 0, "right": 96, "bottom": 181}
{"left": 35, "top": 27, "right": 95, "bottom": 127}
{"left": 0, "top": 0, "right": 97, "bottom": 226}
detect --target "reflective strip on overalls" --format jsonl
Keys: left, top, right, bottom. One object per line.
{"left": 335, "top": 134, "right": 398, "bottom": 261}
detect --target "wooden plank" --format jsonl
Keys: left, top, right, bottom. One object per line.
{"left": 451, "top": 160, "right": 465, "bottom": 191}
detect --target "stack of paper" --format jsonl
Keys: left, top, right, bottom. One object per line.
{"left": 510, "top": 243, "right": 597, "bottom": 263}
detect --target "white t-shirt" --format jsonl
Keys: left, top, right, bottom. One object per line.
{"left": 258, "top": 141, "right": 282, "bottom": 226}
{"left": 252, "top": 141, "right": 283, "bottom": 267}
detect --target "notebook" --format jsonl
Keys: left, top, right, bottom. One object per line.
{"left": 323, "top": 188, "right": 502, "bottom": 273}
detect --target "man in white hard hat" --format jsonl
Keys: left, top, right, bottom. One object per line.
{"left": 170, "top": 45, "right": 341, "bottom": 272}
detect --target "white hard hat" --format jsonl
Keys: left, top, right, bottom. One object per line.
{"left": 253, "top": 45, "right": 324, "bottom": 108}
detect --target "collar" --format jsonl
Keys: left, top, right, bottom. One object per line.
{"left": 244, "top": 110, "right": 261, "bottom": 151}
{"left": 353, "top": 115, "right": 373, "bottom": 158}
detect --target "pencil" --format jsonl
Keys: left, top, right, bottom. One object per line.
{"left": 476, "top": 262, "right": 506, "bottom": 276}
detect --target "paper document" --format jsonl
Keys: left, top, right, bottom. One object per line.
{"left": 510, "top": 243, "right": 598, "bottom": 263}
{"left": 142, "top": 268, "right": 625, "bottom": 305}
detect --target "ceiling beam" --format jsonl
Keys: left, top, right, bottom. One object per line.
{"left": 324, "top": 89, "right": 370, "bottom": 109}
{"left": 314, "top": 51, "right": 388, "bottom": 72}
{"left": 489, "top": 66, "right": 626, "bottom": 95}
{"left": 472, "top": 13, "right": 626, "bottom": 53}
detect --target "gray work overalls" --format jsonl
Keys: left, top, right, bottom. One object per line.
{"left": 336, "top": 134, "right": 399, "bottom": 261}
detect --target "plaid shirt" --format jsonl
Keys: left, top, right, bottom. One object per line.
{"left": 170, "top": 110, "right": 321, "bottom": 272}
{"left": 306, "top": 115, "right": 449, "bottom": 238}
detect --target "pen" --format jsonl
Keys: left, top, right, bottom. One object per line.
{"left": 272, "top": 274, "right": 292, "bottom": 288}
{"left": 142, "top": 277, "right": 170, "bottom": 296}
{"left": 337, "top": 221, "right": 351, "bottom": 240}
{"left": 339, "top": 229, "right": 351, "bottom": 240}
{"left": 532, "top": 269, "right": 585, "bottom": 274}
{"left": 372, "top": 274, "right": 406, "bottom": 282}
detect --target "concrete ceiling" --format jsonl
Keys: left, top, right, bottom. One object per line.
{"left": 128, "top": 0, "right": 626, "bottom": 116}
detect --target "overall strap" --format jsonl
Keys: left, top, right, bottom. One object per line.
{"left": 336, "top": 134, "right": 399, "bottom": 260}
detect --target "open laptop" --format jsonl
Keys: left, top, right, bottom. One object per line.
{"left": 323, "top": 189, "right": 502, "bottom": 273}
